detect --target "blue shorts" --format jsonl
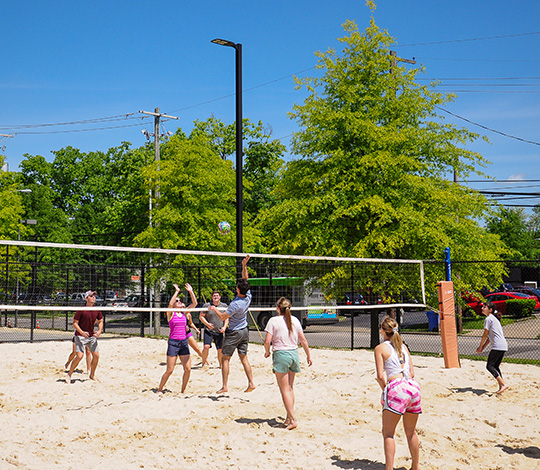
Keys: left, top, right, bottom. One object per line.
{"left": 272, "top": 349, "right": 301, "bottom": 374}
{"left": 166, "top": 338, "right": 190, "bottom": 357}
{"left": 204, "top": 329, "right": 224, "bottom": 349}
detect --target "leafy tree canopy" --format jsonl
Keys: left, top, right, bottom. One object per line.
{"left": 486, "top": 207, "right": 539, "bottom": 259}
{"left": 256, "top": 17, "right": 508, "bottom": 298}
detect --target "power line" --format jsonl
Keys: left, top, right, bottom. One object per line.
{"left": 418, "top": 76, "right": 540, "bottom": 81}
{"left": 12, "top": 121, "right": 152, "bottom": 135}
{"left": 465, "top": 179, "right": 540, "bottom": 183}
{"left": 0, "top": 113, "right": 140, "bottom": 131}
{"left": 435, "top": 106, "right": 540, "bottom": 146}
{"left": 415, "top": 57, "right": 540, "bottom": 63}
{"left": 398, "top": 31, "right": 540, "bottom": 47}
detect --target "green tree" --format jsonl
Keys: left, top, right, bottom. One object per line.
{"left": 20, "top": 143, "right": 150, "bottom": 246}
{"left": 257, "top": 18, "right": 507, "bottom": 299}
{"left": 0, "top": 156, "right": 27, "bottom": 240}
{"left": 135, "top": 132, "right": 237, "bottom": 251}
{"left": 189, "top": 117, "right": 285, "bottom": 220}
{"left": 486, "top": 207, "right": 538, "bottom": 259}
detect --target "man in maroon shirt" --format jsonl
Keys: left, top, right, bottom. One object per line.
{"left": 65, "top": 290, "right": 103, "bottom": 383}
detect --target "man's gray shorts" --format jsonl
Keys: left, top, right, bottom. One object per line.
{"left": 222, "top": 327, "right": 249, "bottom": 356}
{"left": 74, "top": 335, "right": 99, "bottom": 353}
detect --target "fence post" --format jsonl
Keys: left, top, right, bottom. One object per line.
{"left": 140, "top": 262, "right": 145, "bottom": 337}
{"left": 350, "top": 263, "right": 355, "bottom": 350}
{"left": 370, "top": 310, "right": 379, "bottom": 349}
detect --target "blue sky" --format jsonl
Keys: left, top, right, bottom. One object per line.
{"left": 1, "top": 1, "right": 539, "bottom": 209}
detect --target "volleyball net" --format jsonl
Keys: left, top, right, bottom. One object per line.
{"left": 0, "top": 240, "right": 426, "bottom": 339}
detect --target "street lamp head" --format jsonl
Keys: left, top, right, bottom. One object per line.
{"left": 16, "top": 189, "right": 32, "bottom": 193}
{"left": 211, "top": 38, "right": 237, "bottom": 48}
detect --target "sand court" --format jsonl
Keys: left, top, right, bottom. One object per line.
{"left": 1, "top": 336, "right": 539, "bottom": 469}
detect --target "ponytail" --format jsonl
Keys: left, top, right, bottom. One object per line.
{"left": 380, "top": 316, "right": 404, "bottom": 360}
{"left": 276, "top": 297, "right": 293, "bottom": 335}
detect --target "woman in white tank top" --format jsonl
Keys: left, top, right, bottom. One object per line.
{"left": 374, "top": 316, "right": 421, "bottom": 470}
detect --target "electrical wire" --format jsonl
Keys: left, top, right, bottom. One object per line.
{"left": 435, "top": 106, "right": 540, "bottom": 146}
{"left": 398, "top": 31, "right": 540, "bottom": 47}
{"left": 0, "top": 113, "right": 140, "bottom": 131}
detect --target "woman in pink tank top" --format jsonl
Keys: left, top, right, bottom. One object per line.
{"left": 157, "top": 283, "right": 197, "bottom": 394}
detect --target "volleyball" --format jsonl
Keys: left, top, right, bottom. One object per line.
{"left": 218, "top": 221, "right": 231, "bottom": 235}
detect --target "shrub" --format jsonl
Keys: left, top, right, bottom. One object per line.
{"left": 505, "top": 299, "right": 536, "bottom": 319}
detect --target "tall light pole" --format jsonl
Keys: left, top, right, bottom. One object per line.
{"left": 211, "top": 38, "right": 243, "bottom": 257}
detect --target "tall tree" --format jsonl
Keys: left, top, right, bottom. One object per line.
{"left": 257, "top": 17, "right": 507, "bottom": 297}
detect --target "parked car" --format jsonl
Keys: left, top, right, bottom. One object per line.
{"left": 513, "top": 286, "right": 540, "bottom": 302}
{"left": 104, "top": 290, "right": 118, "bottom": 301}
{"left": 124, "top": 293, "right": 149, "bottom": 307}
{"left": 337, "top": 292, "right": 369, "bottom": 316}
{"left": 465, "top": 291, "right": 539, "bottom": 316}
{"left": 68, "top": 292, "right": 104, "bottom": 306}
{"left": 106, "top": 298, "right": 128, "bottom": 308}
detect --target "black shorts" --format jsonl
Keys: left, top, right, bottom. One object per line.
{"left": 204, "top": 329, "right": 224, "bottom": 349}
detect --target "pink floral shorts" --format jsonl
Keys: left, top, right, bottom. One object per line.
{"left": 381, "top": 378, "right": 422, "bottom": 415}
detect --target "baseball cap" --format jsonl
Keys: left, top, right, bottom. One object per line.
{"left": 84, "top": 290, "right": 97, "bottom": 299}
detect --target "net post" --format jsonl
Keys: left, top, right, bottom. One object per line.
{"left": 350, "top": 262, "right": 355, "bottom": 351}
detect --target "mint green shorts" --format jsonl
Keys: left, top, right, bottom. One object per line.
{"left": 272, "top": 349, "right": 301, "bottom": 374}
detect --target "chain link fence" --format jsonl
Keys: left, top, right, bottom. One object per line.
{"left": 1, "top": 241, "right": 539, "bottom": 362}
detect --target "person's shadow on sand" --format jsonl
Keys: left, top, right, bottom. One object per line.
{"left": 58, "top": 377, "right": 85, "bottom": 384}
{"left": 497, "top": 444, "right": 540, "bottom": 459}
{"left": 330, "top": 456, "right": 408, "bottom": 469}
{"left": 235, "top": 417, "right": 287, "bottom": 428}
{"left": 450, "top": 386, "right": 490, "bottom": 396}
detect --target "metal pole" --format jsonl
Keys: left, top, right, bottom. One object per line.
{"left": 15, "top": 226, "right": 20, "bottom": 326}
{"left": 350, "top": 263, "right": 355, "bottom": 350}
{"left": 235, "top": 44, "right": 243, "bottom": 257}
{"left": 444, "top": 247, "right": 451, "bottom": 281}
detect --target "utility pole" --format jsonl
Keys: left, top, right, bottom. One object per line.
{"left": 139, "top": 108, "right": 179, "bottom": 335}
{"left": 139, "top": 108, "right": 179, "bottom": 210}
{"left": 389, "top": 51, "right": 416, "bottom": 96}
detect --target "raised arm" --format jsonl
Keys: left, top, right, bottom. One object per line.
{"left": 185, "top": 283, "right": 197, "bottom": 309}
{"left": 242, "top": 254, "right": 250, "bottom": 280}
{"left": 168, "top": 284, "right": 181, "bottom": 309}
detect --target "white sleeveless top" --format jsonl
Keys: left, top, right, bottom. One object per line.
{"left": 383, "top": 340, "right": 410, "bottom": 379}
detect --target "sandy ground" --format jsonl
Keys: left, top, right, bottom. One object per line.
{"left": 0, "top": 336, "right": 539, "bottom": 470}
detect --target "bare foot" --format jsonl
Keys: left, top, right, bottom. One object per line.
{"left": 244, "top": 385, "right": 256, "bottom": 393}
{"left": 216, "top": 388, "right": 228, "bottom": 394}
{"left": 89, "top": 375, "right": 101, "bottom": 382}
{"left": 203, "top": 364, "right": 210, "bottom": 372}
{"left": 496, "top": 384, "right": 509, "bottom": 394}
{"left": 286, "top": 421, "right": 298, "bottom": 430}
{"left": 64, "top": 363, "right": 70, "bottom": 370}
{"left": 65, "top": 375, "right": 72, "bottom": 384}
